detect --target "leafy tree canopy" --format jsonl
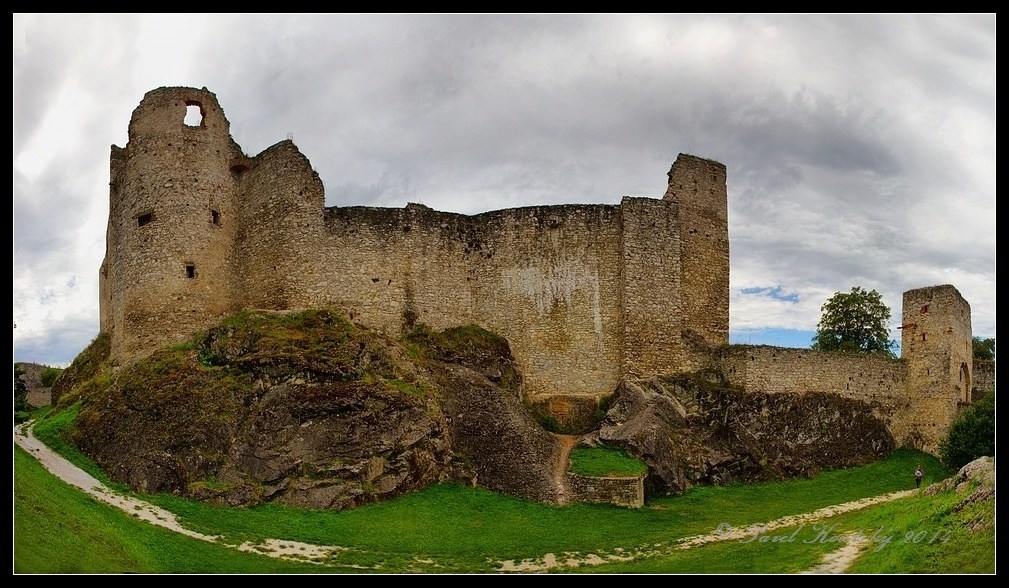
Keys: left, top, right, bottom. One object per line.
{"left": 39, "top": 366, "right": 63, "bottom": 387}
{"left": 972, "top": 336, "right": 995, "bottom": 361}
{"left": 811, "top": 286, "right": 896, "bottom": 357}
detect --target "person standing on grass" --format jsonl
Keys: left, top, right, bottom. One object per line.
{"left": 915, "top": 465, "right": 924, "bottom": 489}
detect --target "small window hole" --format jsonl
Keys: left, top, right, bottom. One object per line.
{"left": 137, "top": 213, "right": 154, "bottom": 227}
{"left": 211, "top": 210, "right": 221, "bottom": 225}
{"left": 186, "top": 265, "right": 196, "bottom": 279}
{"left": 184, "top": 101, "right": 204, "bottom": 127}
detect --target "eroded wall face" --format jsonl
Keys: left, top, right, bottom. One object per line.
{"left": 621, "top": 197, "right": 683, "bottom": 377}
{"left": 476, "top": 205, "right": 625, "bottom": 401}
{"left": 312, "top": 204, "right": 626, "bottom": 400}
{"left": 105, "top": 88, "right": 241, "bottom": 361}
{"left": 234, "top": 141, "right": 325, "bottom": 311}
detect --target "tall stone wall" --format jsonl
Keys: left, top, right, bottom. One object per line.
{"left": 664, "top": 154, "right": 730, "bottom": 369}
{"left": 316, "top": 204, "right": 471, "bottom": 336}
{"left": 102, "top": 87, "right": 242, "bottom": 360}
{"left": 312, "top": 203, "right": 627, "bottom": 404}
{"left": 474, "top": 205, "right": 626, "bottom": 403}
{"left": 620, "top": 197, "right": 683, "bottom": 377}
{"left": 104, "top": 89, "right": 728, "bottom": 423}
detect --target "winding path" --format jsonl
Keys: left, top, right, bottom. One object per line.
{"left": 15, "top": 421, "right": 911, "bottom": 572}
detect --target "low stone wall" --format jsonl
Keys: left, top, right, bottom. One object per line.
{"left": 566, "top": 472, "right": 645, "bottom": 508}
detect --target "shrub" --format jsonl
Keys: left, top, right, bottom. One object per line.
{"left": 939, "top": 391, "right": 995, "bottom": 470}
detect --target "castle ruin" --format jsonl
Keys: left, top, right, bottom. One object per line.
{"left": 100, "top": 87, "right": 990, "bottom": 451}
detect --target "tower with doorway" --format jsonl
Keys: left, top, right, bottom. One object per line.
{"left": 898, "top": 284, "right": 973, "bottom": 450}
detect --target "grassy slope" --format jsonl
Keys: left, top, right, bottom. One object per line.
{"left": 832, "top": 483, "right": 995, "bottom": 573}
{"left": 568, "top": 446, "right": 648, "bottom": 477}
{"left": 13, "top": 446, "right": 318, "bottom": 574}
{"left": 32, "top": 404, "right": 121, "bottom": 489}
{"left": 18, "top": 419, "right": 982, "bottom": 574}
{"left": 146, "top": 448, "right": 942, "bottom": 570}
{"left": 653, "top": 447, "right": 946, "bottom": 526}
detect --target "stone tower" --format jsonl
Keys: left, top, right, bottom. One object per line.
{"left": 664, "top": 153, "right": 730, "bottom": 367}
{"left": 100, "top": 87, "right": 243, "bottom": 360}
{"left": 899, "top": 284, "right": 973, "bottom": 450}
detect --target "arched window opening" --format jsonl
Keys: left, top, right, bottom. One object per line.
{"left": 960, "top": 363, "right": 971, "bottom": 403}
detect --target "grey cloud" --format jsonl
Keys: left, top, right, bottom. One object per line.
{"left": 13, "top": 315, "right": 99, "bottom": 367}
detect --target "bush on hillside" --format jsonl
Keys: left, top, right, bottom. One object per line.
{"left": 939, "top": 392, "right": 995, "bottom": 470}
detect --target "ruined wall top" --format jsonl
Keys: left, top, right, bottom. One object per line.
{"left": 126, "top": 86, "right": 235, "bottom": 149}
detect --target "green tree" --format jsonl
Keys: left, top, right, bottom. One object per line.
{"left": 972, "top": 337, "right": 995, "bottom": 361}
{"left": 39, "top": 366, "right": 63, "bottom": 387}
{"left": 811, "top": 286, "right": 896, "bottom": 357}
{"left": 939, "top": 391, "right": 995, "bottom": 470}
{"left": 14, "top": 364, "right": 29, "bottom": 422}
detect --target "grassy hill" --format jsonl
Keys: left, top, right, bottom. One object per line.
{"left": 16, "top": 432, "right": 991, "bottom": 573}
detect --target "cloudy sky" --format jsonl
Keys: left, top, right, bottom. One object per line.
{"left": 13, "top": 14, "right": 996, "bottom": 366}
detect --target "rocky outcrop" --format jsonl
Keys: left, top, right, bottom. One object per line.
{"left": 438, "top": 364, "right": 561, "bottom": 503}
{"left": 68, "top": 310, "right": 558, "bottom": 508}
{"left": 583, "top": 374, "right": 895, "bottom": 495}
{"left": 925, "top": 456, "right": 995, "bottom": 498}
{"left": 924, "top": 456, "right": 995, "bottom": 533}
{"left": 60, "top": 310, "right": 902, "bottom": 509}
{"left": 410, "top": 323, "right": 561, "bottom": 503}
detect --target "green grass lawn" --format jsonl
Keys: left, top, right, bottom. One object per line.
{"left": 568, "top": 446, "right": 648, "bottom": 477}
{"left": 18, "top": 406, "right": 974, "bottom": 573}
{"left": 147, "top": 448, "right": 940, "bottom": 572}
{"left": 816, "top": 482, "right": 995, "bottom": 573}
{"left": 13, "top": 446, "right": 319, "bottom": 573}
